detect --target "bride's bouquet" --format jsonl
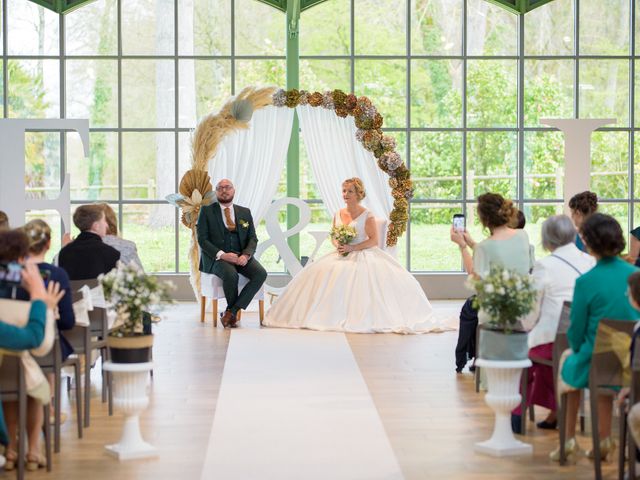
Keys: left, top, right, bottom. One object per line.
{"left": 330, "top": 225, "right": 357, "bottom": 256}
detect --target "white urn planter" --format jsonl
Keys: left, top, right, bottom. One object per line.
{"left": 474, "top": 358, "right": 533, "bottom": 457}
{"left": 103, "top": 361, "right": 157, "bottom": 461}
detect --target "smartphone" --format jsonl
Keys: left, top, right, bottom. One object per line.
{"left": 452, "top": 214, "right": 465, "bottom": 232}
{"left": 0, "top": 261, "right": 24, "bottom": 287}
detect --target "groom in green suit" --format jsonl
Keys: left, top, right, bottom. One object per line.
{"left": 197, "top": 179, "right": 267, "bottom": 328}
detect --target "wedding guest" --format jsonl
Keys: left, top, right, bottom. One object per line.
{"left": 99, "top": 204, "right": 144, "bottom": 271}
{"left": 0, "top": 211, "right": 8, "bottom": 230}
{"left": 628, "top": 226, "right": 640, "bottom": 267}
{"left": 568, "top": 191, "right": 598, "bottom": 253}
{"left": 510, "top": 209, "right": 526, "bottom": 229}
{"left": 58, "top": 204, "right": 120, "bottom": 280}
{"left": 551, "top": 213, "right": 639, "bottom": 462}
{"left": 513, "top": 215, "right": 594, "bottom": 432}
{"left": 21, "top": 219, "right": 75, "bottom": 424}
{"left": 450, "top": 193, "right": 534, "bottom": 373}
{"left": 0, "top": 229, "right": 64, "bottom": 471}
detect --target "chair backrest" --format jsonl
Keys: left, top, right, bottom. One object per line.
{"left": 374, "top": 217, "right": 387, "bottom": 250}
{"left": 557, "top": 301, "right": 572, "bottom": 335}
{"left": 68, "top": 279, "right": 107, "bottom": 338}
{"left": 552, "top": 301, "right": 572, "bottom": 387}
{"left": 591, "top": 318, "right": 636, "bottom": 389}
{"left": 631, "top": 331, "right": 640, "bottom": 402}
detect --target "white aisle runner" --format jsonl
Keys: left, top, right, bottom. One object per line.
{"left": 200, "top": 329, "right": 404, "bottom": 480}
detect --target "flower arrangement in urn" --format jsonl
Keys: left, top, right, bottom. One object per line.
{"left": 100, "top": 261, "right": 174, "bottom": 337}
{"left": 471, "top": 266, "right": 537, "bottom": 332}
{"left": 330, "top": 225, "right": 357, "bottom": 257}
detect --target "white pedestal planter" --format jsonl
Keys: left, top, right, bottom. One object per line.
{"left": 103, "top": 361, "right": 157, "bottom": 461}
{"left": 474, "top": 358, "right": 533, "bottom": 457}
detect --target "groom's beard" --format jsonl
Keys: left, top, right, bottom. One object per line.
{"left": 217, "top": 193, "right": 234, "bottom": 205}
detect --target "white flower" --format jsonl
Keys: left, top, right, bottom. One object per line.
{"left": 497, "top": 287, "right": 505, "bottom": 295}
{"left": 484, "top": 284, "right": 494, "bottom": 293}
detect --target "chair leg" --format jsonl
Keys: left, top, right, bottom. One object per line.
{"left": 101, "top": 348, "right": 108, "bottom": 403}
{"left": 580, "top": 390, "right": 586, "bottom": 433}
{"left": 108, "top": 371, "right": 113, "bottom": 416}
{"left": 237, "top": 310, "right": 242, "bottom": 322}
{"left": 474, "top": 366, "right": 480, "bottom": 393}
{"left": 200, "top": 296, "right": 206, "bottom": 323}
{"left": 619, "top": 404, "right": 627, "bottom": 480}
{"left": 84, "top": 351, "right": 91, "bottom": 428}
{"left": 591, "top": 386, "right": 602, "bottom": 480}
{"left": 630, "top": 412, "right": 637, "bottom": 480}
{"left": 18, "top": 367, "right": 26, "bottom": 480}
{"left": 213, "top": 299, "right": 218, "bottom": 327}
{"left": 259, "top": 300, "right": 264, "bottom": 326}
{"left": 54, "top": 366, "right": 61, "bottom": 453}
{"left": 74, "top": 359, "right": 83, "bottom": 439}
{"left": 559, "top": 392, "right": 567, "bottom": 465}
{"left": 42, "top": 404, "right": 52, "bottom": 472}
{"left": 520, "top": 368, "right": 528, "bottom": 435}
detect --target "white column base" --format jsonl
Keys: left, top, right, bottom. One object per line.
{"left": 474, "top": 359, "right": 533, "bottom": 458}
{"left": 105, "top": 414, "right": 158, "bottom": 460}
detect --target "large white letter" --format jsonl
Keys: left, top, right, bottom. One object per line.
{"left": 0, "top": 119, "right": 89, "bottom": 232}
{"left": 540, "top": 118, "right": 614, "bottom": 212}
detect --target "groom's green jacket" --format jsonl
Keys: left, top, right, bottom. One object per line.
{"left": 196, "top": 202, "right": 258, "bottom": 273}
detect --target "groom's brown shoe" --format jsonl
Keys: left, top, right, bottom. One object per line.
{"left": 221, "top": 310, "right": 235, "bottom": 328}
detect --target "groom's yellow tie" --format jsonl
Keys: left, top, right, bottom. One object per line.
{"left": 224, "top": 207, "right": 236, "bottom": 231}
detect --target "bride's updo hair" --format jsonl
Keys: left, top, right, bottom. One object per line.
{"left": 477, "top": 193, "right": 517, "bottom": 231}
{"left": 22, "top": 219, "right": 51, "bottom": 255}
{"left": 343, "top": 177, "right": 366, "bottom": 201}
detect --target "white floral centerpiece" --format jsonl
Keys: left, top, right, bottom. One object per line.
{"left": 471, "top": 266, "right": 536, "bottom": 333}
{"left": 99, "top": 261, "right": 174, "bottom": 338}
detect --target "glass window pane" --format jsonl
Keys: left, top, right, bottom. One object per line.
{"left": 65, "top": 0, "right": 117, "bottom": 56}
{"left": 7, "top": 0, "right": 59, "bottom": 55}
{"left": 24, "top": 132, "right": 61, "bottom": 200}
{"left": 466, "top": 0, "right": 517, "bottom": 56}
{"left": 411, "top": 59, "right": 462, "bottom": 128}
{"left": 235, "top": 0, "right": 284, "bottom": 56}
{"left": 123, "top": 204, "right": 176, "bottom": 273}
{"left": 355, "top": 60, "right": 406, "bottom": 128}
{"left": 178, "top": 0, "right": 231, "bottom": 55}
{"left": 410, "top": 204, "right": 463, "bottom": 271}
{"left": 300, "top": 0, "right": 350, "bottom": 56}
{"left": 179, "top": 59, "right": 232, "bottom": 129}
{"left": 411, "top": 132, "right": 462, "bottom": 199}
{"left": 467, "top": 132, "right": 517, "bottom": 200}
{"left": 355, "top": 0, "right": 406, "bottom": 55}
{"left": 598, "top": 203, "right": 629, "bottom": 241}
{"left": 411, "top": 0, "right": 462, "bottom": 56}
{"left": 67, "top": 132, "right": 118, "bottom": 201}
{"left": 122, "top": 133, "right": 175, "bottom": 200}
{"left": 122, "top": 60, "right": 175, "bottom": 128}
{"left": 300, "top": 59, "right": 351, "bottom": 93}
{"left": 235, "top": 60, "right": 286, "bottom": 91}
{"left": 122, "top": 0, "right": 175, "bottom": 56}
{"left": 524, "top": 60, "right": 573, "bottom": 127}
{"left": 634, "top": 133, "right": 640, "bottom": 198}
{"left": 178, "top": 132, "right": 192, "bottom": 182}
{"left": 467, "top": 60, "right": 517, "bottom": 127}
{"left": 8, "top": 60, "right": 60, "bottom": 118}
{"left": 591, "top": 131, "right": 628, "bottom": 199}
{"left": 579, "top": 60, "right": 629, "bottom": 128}
{"left": 66, "top": 60, "right": 118, "bottom": 128}
{"left": 524, "top": 0, "right": 573, "bottom": 56}
{"left": 580, "top": 0, "right": 629, "bottom": 55}
{"left": 524, "top": 131, "right": 565, "bottom": 200}
{"left": 633, "top": 203, "right": 640, "bottom": 237}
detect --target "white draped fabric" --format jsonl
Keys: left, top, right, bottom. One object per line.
{"left": 296, "top": 104, "right": 393, "bottom": 221}
{"left": 208, "top": 106, "right": 294, "bottom": 223}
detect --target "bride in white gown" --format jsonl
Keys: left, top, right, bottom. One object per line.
{"left": 263, "top": 178, "right": 449, "bottom": 334}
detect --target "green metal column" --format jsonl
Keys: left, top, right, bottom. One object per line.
{"left": 286, "top": 0, "right": 300, "bottom": 259}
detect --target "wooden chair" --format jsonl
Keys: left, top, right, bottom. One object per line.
{"left": 200, "top": 273, "right": 265, "bottom": 327}
{"left": 66, "top": 279, "right": 112, "bottom": 427}
{"left": 625, "top": 336, "right": 640, "bottom": 480}
{"left": 0, "top": 354, "right": 52, "bottom": 478}
{"left": 35, "top": 332, "right": 83, "bottom": 452}
{"left": 588, "top": 318, "right": 636, "bottom": 480}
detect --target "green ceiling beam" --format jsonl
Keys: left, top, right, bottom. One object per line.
{"left": 27, "top": 0, "right": 96, "bottom": 15}
{"left": 256, "top": 0, "right": 328, "bottom": 13}
{"left": 485, "top": 0, "right": 557, "bottom": 14}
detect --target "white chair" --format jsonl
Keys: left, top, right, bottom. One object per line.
{"left": 200, "top": 272, "right": 265, "bottom": 327}
{"left": 374, "top": 216, "right": 392, "bottom": 251}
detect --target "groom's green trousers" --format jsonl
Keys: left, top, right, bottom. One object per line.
{"left": 211, "top": 257, "right": 267, "bottom": 313}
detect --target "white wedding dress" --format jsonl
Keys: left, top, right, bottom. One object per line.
{"left": 263, "top": 209, "right": 448, "bottom": 334}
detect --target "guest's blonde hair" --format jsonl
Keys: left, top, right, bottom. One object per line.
{"left": 343, "top": 178, "right": 366, "bottom": 201}
{"left": 99, "top": 203, "right": 118, "bottom": 236}
{"left": 22, "top": 219, "right": 52, "bottom": 255}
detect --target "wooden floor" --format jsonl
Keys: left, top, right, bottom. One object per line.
{"left": 23, "top": 302, "right": 617, "bottom": 479}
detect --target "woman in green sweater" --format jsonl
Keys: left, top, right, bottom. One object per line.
{"left": 551, "top": 213, "right": 639, "bottom": 461}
